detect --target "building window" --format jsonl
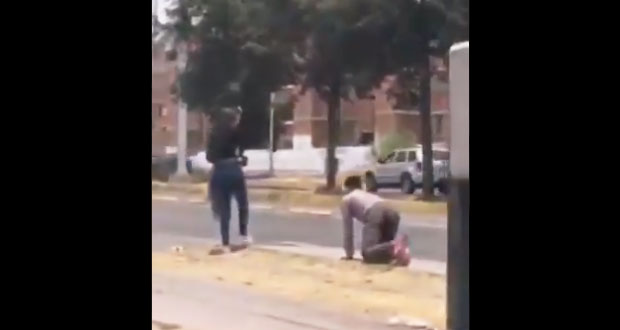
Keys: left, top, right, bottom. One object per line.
{"left": 434, "top": 115, "right": 443, "bottom": 136}
{"left": 358, "top": 131, "right": 374, "bottom": 146}
{"left": 159, "top": 107, "right": 168, "bottom": 117}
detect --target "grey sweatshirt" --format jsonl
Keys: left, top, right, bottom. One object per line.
{"left": 340, "top": 189, "right": 383, "bottom": 258}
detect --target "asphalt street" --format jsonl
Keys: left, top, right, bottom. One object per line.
{"left": 152, "top": 199, "right": 446, "bottom": 262}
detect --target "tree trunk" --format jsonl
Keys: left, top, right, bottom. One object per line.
{"left": 326, "top": 83, "right": 341, "bottom": 190}
{"left": 419, "top": 54, "right": 434, "bottom": 199}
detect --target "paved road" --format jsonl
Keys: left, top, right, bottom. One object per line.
{"left": 376, "top": 188, "right": 447, "bottom": 201}
{"left": 152, "top": 199, "right": 446, "bottom": 262}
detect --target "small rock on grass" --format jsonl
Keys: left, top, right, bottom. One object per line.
{"left": 171, "top": 245, "right": 185, "bottom": 254}
{"left": 386, "top": 316, "right": 434, "bottom": 329}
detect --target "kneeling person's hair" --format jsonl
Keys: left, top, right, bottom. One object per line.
{"left": 344, "top": 176, "right": 362, "bottom": 190}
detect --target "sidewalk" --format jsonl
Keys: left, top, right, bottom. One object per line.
{"left": 153, "top": 232, "right": 446, "bottom": 276}
{"left": 153, "top": 272, "right": 408, "bottom": 330}
{"left": 153, "top": 243, "right": 445, "bottom": 330}
{"left": 259, "top": 241, "right": 446, "bottom": 276}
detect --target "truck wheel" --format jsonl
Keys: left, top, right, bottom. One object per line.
{"left": 437, "top": 180, "right": 448, "bottom": 195}
{"left": 400, "top": 174, "right": 415, "bottom": 194}
{"left": 365, "top": 173, "right": 378, "bottom": 192}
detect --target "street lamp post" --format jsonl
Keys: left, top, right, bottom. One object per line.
{"left": 447, "top": 41, "right": 469, "bottom": 330}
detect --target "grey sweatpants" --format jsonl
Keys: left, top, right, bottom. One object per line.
{"left": 361, "top": 203, "right": 400, "bottom": 264}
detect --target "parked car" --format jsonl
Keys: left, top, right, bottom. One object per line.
{"left": 151, "top": 155, "right": 192, "bottom": 182}
{"left": 359, "top": 146, "right": 449, "bottom": 195}
{"left": 188, "top": 151, "right": 213, "bottom": 180}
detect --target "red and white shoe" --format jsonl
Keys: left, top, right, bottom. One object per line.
{"left": 392, "top": 234, "right": 411, "bottom": 267}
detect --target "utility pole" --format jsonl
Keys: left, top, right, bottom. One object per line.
{"left": 161, "top": 0, "right": 190, "bottom": 181}
{"left": 447, "top": 41, "right": 469, "bottom": 330}
{"left": 269, "top": 92, "right": 275, "bottom": 176}
{"left": 173, "top": 41, "right": 189, "bottom": 179}
{"left": 268, "top": 85, "right": 295, "bottom": 177}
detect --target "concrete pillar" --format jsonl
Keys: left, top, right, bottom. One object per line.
{"left": 447, "top": 41, "right": 469, "bottom": 330}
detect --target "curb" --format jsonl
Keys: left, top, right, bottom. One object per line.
{"left": 152, "top": 182, "right": 447, "bottom": 216}
{"left": 257, "top": 242, "right": 446, "bottom": 276}
{"left": 153, "top": 233, "right": 446, "bottom": 276}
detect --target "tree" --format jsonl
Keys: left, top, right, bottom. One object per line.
{"left": 389, "top": 0, "right": 439, "bottom": 199}
{"left": 274, "top": 0, "right": 465, "bottom": 192}
{"left": 177, "top": 0, "right": 298, "bottom": 149}
{"left": 167, "top": 0, "right": 468, "bottom": 190}
{"left": 290, "top": 0, "right": 396, "bottom": 190}
{"left": 369, "top": 0, "right": 468, "bottom": 199}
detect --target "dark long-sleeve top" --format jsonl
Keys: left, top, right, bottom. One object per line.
{"left": 206, "top": 125, "right": 244, "bottom": 164}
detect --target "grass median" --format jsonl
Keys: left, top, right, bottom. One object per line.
{"left": 152, "top": 181, "right": 447, "bottom": 216}
{"left": 153, "top": 246, "right": 446, "bottom": 329}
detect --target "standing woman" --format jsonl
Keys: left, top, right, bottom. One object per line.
{"left": 207, "top": 106, "right": 251, "bottom": 251}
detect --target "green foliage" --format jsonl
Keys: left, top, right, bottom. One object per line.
{"left": 377, "top": 132, "right": 417, "bottom": 160}
{"left": 158, "top": 0, "right": 468, "bottom": 153}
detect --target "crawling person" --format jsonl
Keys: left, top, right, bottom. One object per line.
{"left": 340, "top": 176, "right": 411, "bottom": 266}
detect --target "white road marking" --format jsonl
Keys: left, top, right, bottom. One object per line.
{"left": 288, "top": 208, "right": 332, "bottom": 216}
{"left": 252, "top": 204, "right": 274, "bottom": 210}
{"left": 153, "top": 196, "right": 180, "bottom": 202}
{"left": 404, "top": 221, "right": 447, "bottom": 230}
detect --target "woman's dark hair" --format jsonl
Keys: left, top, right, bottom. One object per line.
{"left": 213, "top": 106, "right": 241, "bottom": 127}
{"left": 344, "top": 176, "right": 362, "bottom": 190}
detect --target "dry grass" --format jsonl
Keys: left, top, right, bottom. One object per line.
{"left": 153, "top": 247, "right": 446, "bottom": 329}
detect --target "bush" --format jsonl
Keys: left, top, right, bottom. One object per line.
{"left": 377, "top": 132, "right": 417, "bottom": 160}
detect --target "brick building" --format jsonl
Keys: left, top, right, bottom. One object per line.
{"left": 290, "top": 58, "right": 450, "bottom": 150}
{"left": 152, "top": 48, "right": 449, "bottom": 157}
{"left": 152, "top": 44, "right": 209, "bottom": 157}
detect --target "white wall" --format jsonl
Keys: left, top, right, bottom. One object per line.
{"left": 189, "top": 146, "right": 374, "bottom": 175}
{"left": 244, "top": 146, "right": 374, "bottom": 175}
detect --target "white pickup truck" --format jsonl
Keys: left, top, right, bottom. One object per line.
{"left": 364, "top": 146, "right": 449, "bottom": 194}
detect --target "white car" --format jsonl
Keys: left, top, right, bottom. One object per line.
{"left": 188, "top": 151, "right": 212, "bottom": 177}
{"left": 365, "top": 146, "right": 449, "bottom": 194}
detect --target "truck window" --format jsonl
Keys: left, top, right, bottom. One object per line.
{"left": 407, "top": 151, "right": 417, "bottom": 162}
{"left": 433, "top": 150, "right": 449, "bottom": 161}
{"left": 395, "top": 151, "right": 407, "bottom": 162}
{"left": 382, "top": 152, "right": 395, "bottom": 163}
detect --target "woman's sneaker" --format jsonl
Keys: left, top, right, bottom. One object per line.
{"left": 239, "top": 235, "right": 253, "bottom": 247}
{"left": 208, "top": 245, "right": 230, "bottom": 255}
{"left": 392, "top": 234, "right": 411, "bottom": 267}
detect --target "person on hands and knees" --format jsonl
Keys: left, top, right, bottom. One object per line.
{"left": 341, "top": 176, "right": 411, "bottom": 266}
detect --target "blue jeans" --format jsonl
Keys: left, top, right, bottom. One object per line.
{"left": 209, "top": 161, "right": 249, "bottom": 246}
